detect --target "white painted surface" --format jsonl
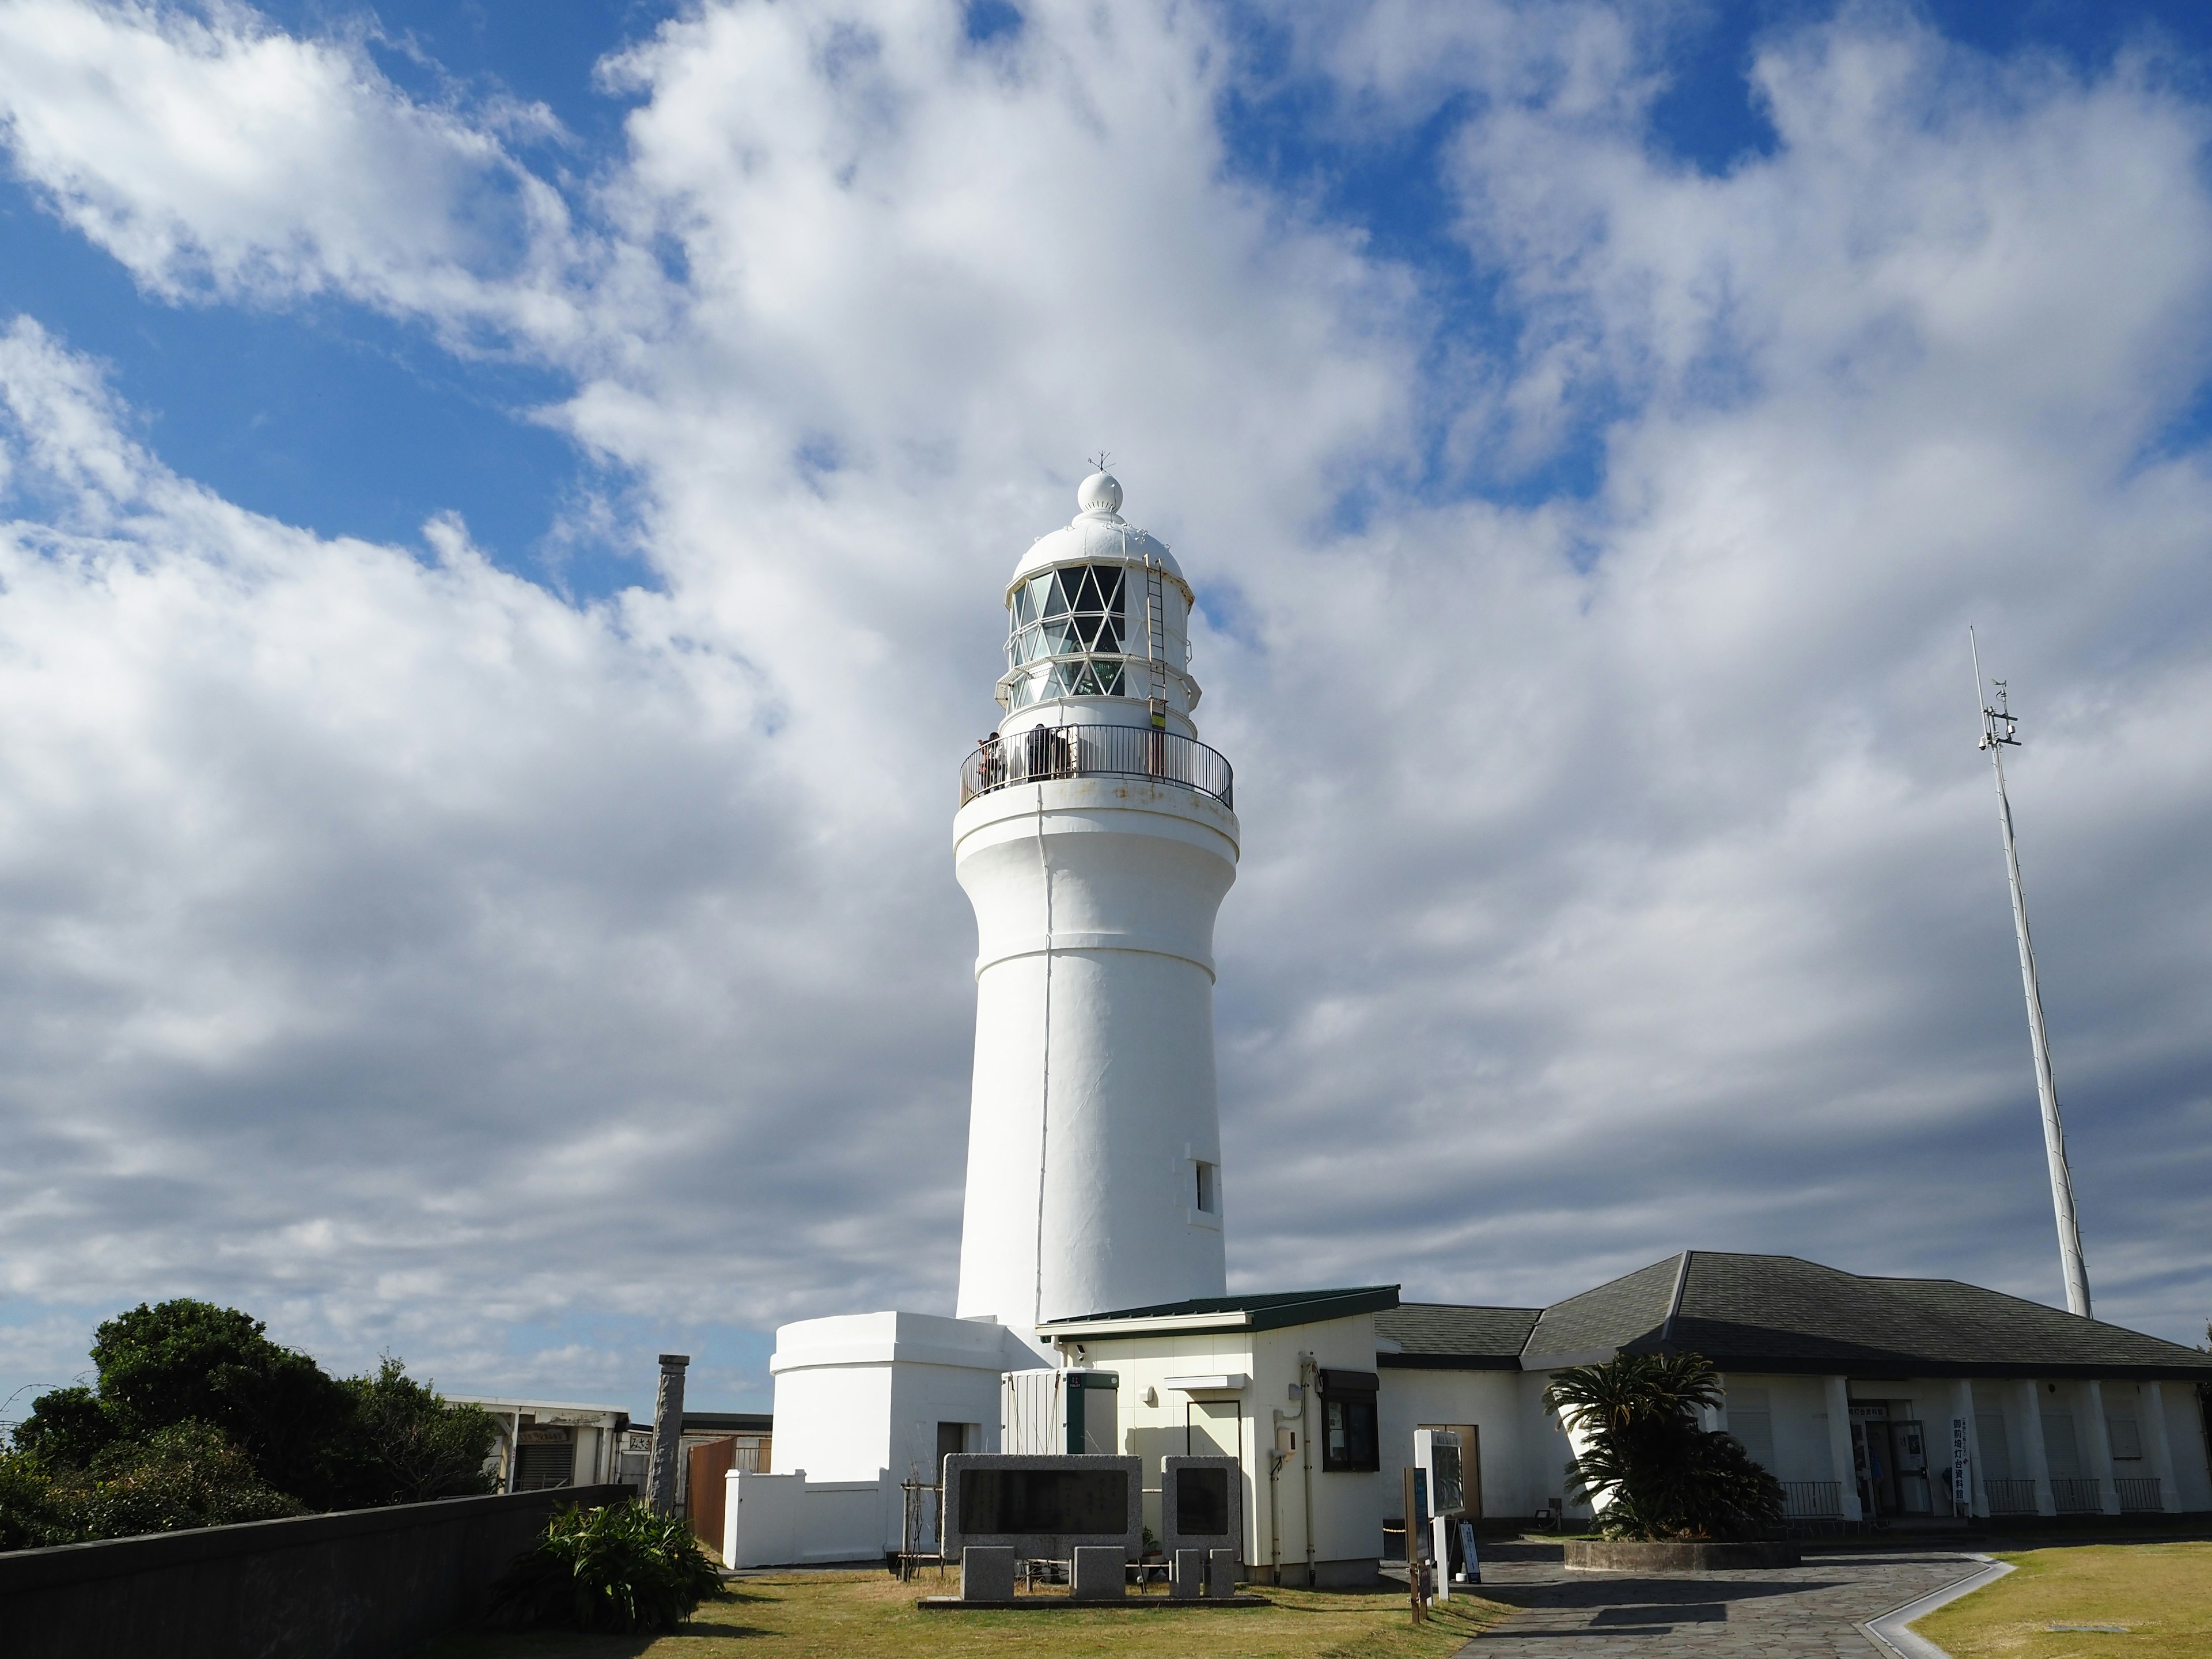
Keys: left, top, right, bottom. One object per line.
{"left": 767, "top": 1309, "right": 1042, "bottom": 1510}
{"left": 723, "top": 1469, "right": 889, "bottom": 1567}
{"left": 1069, "top": 1310, "right": 1384, "bottom": 1585}
{"left": 953, "top": 779, "right": 1237, "bottom": 1342}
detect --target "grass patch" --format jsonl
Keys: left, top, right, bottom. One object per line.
{"left": 1912, "top": 1541, "right": 2212, "bottom": 1659}
{"left": 412, "top": 1571, "right": 1511, "bottom": 1658}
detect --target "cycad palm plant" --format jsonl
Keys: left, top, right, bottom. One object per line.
{"left": 1541, "top": 1352, "right": 1785, "bottom": 1540}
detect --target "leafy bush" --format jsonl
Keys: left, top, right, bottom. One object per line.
{"left": 0, "top": 1453, "right": 76, "bottom": 1550}
{"left": 324, "top": 1357, "right": 498, "bottom": 1508}
{"left": 9, "top": 1302, "right": 497, "bottom": 1529}
{"left": 490, "top": 1501, "right": 724, "bottom": 1634}
{"left": 1543, "top": 1351, "right": 1785, "bottom": 1540}
{"left": 1, "top": 1423, "right": 303, "bottom": 1546}
{"left": 67, "top": 1422, "right": 306, "bottom": 1539}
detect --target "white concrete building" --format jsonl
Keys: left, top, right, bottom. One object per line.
{"left": 1014, "top": 1252, "right": 2212, "bottom": 1583}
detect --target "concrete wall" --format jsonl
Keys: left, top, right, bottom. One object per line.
{"left": 723, "top": 1471, "right": 888, "bottom": 1569}
{"left": 0, "top": 1484, "right": 626, "bottom": 1659}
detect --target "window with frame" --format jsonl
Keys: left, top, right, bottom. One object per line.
{"left": 1004, "top": 564, "right": 1129, "bottom": 707}
{"left": 1322, "top": 1393, "right": 1379, "bottom": 1472}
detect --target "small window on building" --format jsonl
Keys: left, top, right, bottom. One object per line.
{"left": 2107, "top": 1416, "right": 2143, "bottom": 1460}
{"left": 1321, "top": 1394, "right": 1380, "bottom": 1472}
{"left": 1194, "top": 1160, "right": 1217, "bottom": 1214}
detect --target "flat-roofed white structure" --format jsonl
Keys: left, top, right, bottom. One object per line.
{"left": 446, "top": 1395, "right": 629, "bottom": 1492}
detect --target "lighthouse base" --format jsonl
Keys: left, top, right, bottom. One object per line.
{"left": 726, "top": 1310, "right": 1048, "bottom": 1567}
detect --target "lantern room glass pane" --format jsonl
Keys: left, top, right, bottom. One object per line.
{"left": 1005, "top": 564, "right": 1127, "bottom": 677}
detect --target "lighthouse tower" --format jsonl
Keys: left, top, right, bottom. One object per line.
{"left": 953, "top": 469, "right": 1239, "bottom": 1351}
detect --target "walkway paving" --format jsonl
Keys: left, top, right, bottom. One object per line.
{"left": 1457, "top": 1542, "right": 1983, "bottom": 1657}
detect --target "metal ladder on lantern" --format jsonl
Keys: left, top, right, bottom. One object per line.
{"left": 1141, "top": 555, "right": 1167, "bottom": 702}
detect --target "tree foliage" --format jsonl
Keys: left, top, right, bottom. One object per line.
{"left": 0, "top": 1424, "right": 302, "bottom": 1547}
{"left": 326, "top": 1357, "right": 498, "bottom": 1507}
{"left": 490, "top": 1501, "right": 723, "bottom": 1634}
{"left": 3, "top": 1300, "right": 499, "bottom": 1547}
{"left": 1542, "top": 1351, "right": 1786, "bottom": 1541}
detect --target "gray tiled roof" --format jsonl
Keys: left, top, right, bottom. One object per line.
{"left": 1521, "top": 1253, "right": 1685, "bottom": 1365}
{"left": 1520, "top": 1251, "right": 2212, "bottom": 1380}
{"left": 1376, "top": 1302, "right": 1543, "bottom": 1369}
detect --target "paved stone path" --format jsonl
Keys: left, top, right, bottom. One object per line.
{"left": 1456, "top": 1543, "right": 1983, "bottom": 1657}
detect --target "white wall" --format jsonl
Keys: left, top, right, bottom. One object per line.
{"left": 2158, "top": 1381, "right": 2212, "bottom": 1510}
{"left": 1073, "top": 1310, "right": 1383, "bottom": 1584}
{"left": 724, "top": 1471, "right": 888, "bottom": 1568}
{"left": 1719, "top": 1374, "right": 1840, "bottom": 1486}
{"left": 1376, "top": 1368, "right": 1531, "bottom": 1520}
{"left": 767, "top": 1308, "right": 1043, "bottom": 1548}
{"left": 953, "top": 777, "right": 1238, "bottom": 1347}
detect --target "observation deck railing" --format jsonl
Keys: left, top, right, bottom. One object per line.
{"left": 960, "top": 724, "right": 1233, "bottom": 810}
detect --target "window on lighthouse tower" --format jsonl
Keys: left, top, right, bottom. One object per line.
{"left": 1005, "top": 565, "right": 1128, "bottom": 707}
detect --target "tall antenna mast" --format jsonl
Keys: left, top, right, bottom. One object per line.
{"left": 1970, "top": 628, "right": 2092, "bottom": 1317}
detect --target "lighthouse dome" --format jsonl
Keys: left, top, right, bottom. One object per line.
{"left": 1007, "top": 473, "right": 1188, "bottom": 593}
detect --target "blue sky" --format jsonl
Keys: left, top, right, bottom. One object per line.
{"left": 1, "top": 0, "right": 2210, "bottom": 1419}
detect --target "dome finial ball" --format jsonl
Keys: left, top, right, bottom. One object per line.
{"left": 1077, "top": 457, "right": 1122, "bottom": 517}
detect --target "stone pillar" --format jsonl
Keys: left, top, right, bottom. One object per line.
{"left": 2013, "top": 1380, "right": 2055, "bottom": 1516}
{"left": 2139, "top": 1382, "right": 2182, "bottom": 1512}
{"left": 2081, "top": 1380, "right": 2122, "bottom": 1515}
{"left": 645, "top": 1352, "right": 690, "bottom": 1515}
{"left": 1948, "top": 1379, "right": 1987, "bottom": 1518}
{"left": 1822, "top": 1377, "right": 1862, "bottom": 1521}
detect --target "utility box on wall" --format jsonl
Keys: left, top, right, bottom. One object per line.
{"left": 1002, "top": 1369, "right": 1120, "bottom": 1455}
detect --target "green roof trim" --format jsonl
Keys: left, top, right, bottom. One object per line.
{"left": 1039, "top": 1285, "right": 1400, "bottom": 1338}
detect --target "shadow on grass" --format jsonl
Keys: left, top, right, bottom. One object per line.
{"left": 408, "top": 1589, "right": 772, "bottom": 1657}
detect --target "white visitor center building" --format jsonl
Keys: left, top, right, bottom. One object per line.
{"left": 725, "top": 472, "right": 2212, "bottom": 1577}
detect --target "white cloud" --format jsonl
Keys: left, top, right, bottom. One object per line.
{"left": 1, "top": 0, "right": 2210, "bottom": 1415}
{"left": 0, "top": 0, "right": 584, "bottom": 340}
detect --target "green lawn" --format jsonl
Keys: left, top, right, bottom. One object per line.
{"left": 411, "top": 1572, "right": 1510, "bottom": 1659}
{"left": 1912, "top": 1541, "right": 2212, "bottom": 1659}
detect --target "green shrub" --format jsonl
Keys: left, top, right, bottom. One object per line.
{"left": 323, "top": 1357, "right": 498, "bottom": 1508}
{"left": 0, "top": 1453, "right": 75, "bottom": 1550}
{"left": 1543, "top": 1351, "right": 1786, "bottom": 1540}
{"left": 66, "top": 1422, "right": 306, "bottom": 1539}
{"left": 490, "top": 1501, "right": 723, "bottom": 1634}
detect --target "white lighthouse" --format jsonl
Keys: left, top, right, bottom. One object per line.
{"left": 742, "top": 469, "right": 1238, "bottom": 1559}
{"left": 952, "top": 468, "right": 1239, "bottom": 1349}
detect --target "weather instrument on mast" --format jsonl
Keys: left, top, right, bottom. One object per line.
{"left": 1969, "top": 628, "right": 2092, "bottom": 1318}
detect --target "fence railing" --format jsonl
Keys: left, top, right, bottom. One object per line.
{"left": 1984, "top": 1478, "right": 2038, "bottom": 1514}
{"left": 1781, "top": 1480, "right": 1843, "bottom": 1518}
{"left": 960, "top": 724, "right": 1233, "bottom": 810}
{"left": 2051, "top": 1478, "right": 2104, "bottom": 1514}
{"left": 2115, "top": 1477, "right": 2162, "bottom": 1513}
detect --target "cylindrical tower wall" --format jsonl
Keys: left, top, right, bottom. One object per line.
{"left": 953, "top": 775, "right": 1237, "bottom": 1344}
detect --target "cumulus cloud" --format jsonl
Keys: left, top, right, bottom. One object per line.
{"left": 1, "top": 0, "right": 2210, "bottom": 1414}
{"left": 0, "top": 0, "right": 589, "bottom": 340}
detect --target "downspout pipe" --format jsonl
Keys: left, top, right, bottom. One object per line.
{"left": 1300, "top": 1353, "right": 1316, "bottom": 1586}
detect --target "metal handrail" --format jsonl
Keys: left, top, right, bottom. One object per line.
{"left": 960, "top": 724, "right": 1233, "bottom": 810}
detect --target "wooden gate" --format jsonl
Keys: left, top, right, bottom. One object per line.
{"left": 686, "top": 1439, "right": 737, "bottom": 1553}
